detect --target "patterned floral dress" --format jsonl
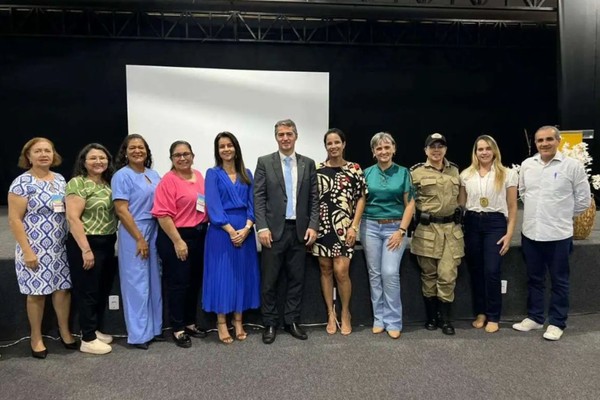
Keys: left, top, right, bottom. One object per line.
{"left": 312, "top": 162, "right": 366, "bottom": 259}
{"left": 9, "top": 172, "right": 71, "bottom": 295}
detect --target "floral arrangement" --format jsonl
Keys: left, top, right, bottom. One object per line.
{"left": 560, "top": 142, "right": 600, "bottom": 190}
{"left": 512, "top": 142, "right": 600, "bottom": 191}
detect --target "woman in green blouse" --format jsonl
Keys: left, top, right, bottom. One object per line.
{"left": 360, "top": 132, "right": 415, "bottom": 339}
{"left": 65, "top": 143, "right": 118, "bottom": 355}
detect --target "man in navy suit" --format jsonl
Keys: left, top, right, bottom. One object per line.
{"left": 254, "top": 119, "right": 319, "bottom": 344}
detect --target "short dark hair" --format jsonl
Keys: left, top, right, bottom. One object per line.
{"left": 274, "top": 119, "right": 297, "bottom": 136}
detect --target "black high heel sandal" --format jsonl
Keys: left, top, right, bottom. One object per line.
{"left": 60, "top": 338, "right": 79, "bottom": 350}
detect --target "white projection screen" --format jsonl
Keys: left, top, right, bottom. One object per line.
{"left": 126, "top": 65, "right": 329, "bottom": 176}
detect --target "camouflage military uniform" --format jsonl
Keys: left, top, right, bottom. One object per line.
{"left": 410, "top": 159, "right": 464, "bottom": 302}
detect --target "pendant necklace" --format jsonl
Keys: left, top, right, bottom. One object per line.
{"left": 479, "top": 170, "right": 491, "bottom": 208}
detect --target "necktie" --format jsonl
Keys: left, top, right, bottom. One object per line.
{"left": 284, "top": 156, "right": 294, "bottom": 219}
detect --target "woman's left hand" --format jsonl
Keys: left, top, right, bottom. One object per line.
{"left": 136, "top": 237, "right": 149, "bottom": 260}
{"left": 386, "top": 231, "right": 404, "bottom": 251}
{"left": 345, "top": 226, "right": 357, "bottom": 247}
{"left": 497, "top": 234, "right": 511, "bottom": 256}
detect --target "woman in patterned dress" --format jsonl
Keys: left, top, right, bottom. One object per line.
{"left": 8, "top": 137, "right": 77, "bottom": 359}
{"left": 312, "top": 128, "right": 366, "bottom": 336}
{"left": 66, "top": 143, "right": 118, "bottom": 355}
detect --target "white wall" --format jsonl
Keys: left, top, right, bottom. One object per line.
{"left": 126, "top": 65, "right": 329, "bottom": 176}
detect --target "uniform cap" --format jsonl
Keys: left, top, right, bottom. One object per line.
{"left": 425, "top": 133, "right": 447, "bottom": 147}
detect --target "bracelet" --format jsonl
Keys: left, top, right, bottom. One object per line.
{"left": 245, "top": 224, "right": 253, "bottom": 230}
{"left": 349, "top": 225, "right": 359, "bottom": 231}
{"left": 82, "top": 249, "right": 92, "bottom": 254}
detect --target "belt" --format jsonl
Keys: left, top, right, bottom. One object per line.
{"left": 465, "top": 211, "right": 504, "bottom": 217}
{"left": 376, "top": 219, "right": 402, "bottom": 224}
{"left": 285, "top": 219, "right": 296, "bottom": 225}
{"left": 428, "top": 215, "right": 454, "bottom": 224}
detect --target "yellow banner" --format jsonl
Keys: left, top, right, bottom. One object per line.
{"left": 559, "top": 132, "right": 583, "bottom": 149}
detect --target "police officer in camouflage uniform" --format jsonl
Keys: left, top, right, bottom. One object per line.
{"left": 410, "top": 133, "right": 464, "bottom": 335}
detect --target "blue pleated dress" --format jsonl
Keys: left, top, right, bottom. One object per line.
{"left": 202, "top": 167, "right": 260, "bottom": 314}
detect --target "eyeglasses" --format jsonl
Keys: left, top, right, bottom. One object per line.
{"left": 86, "top": 156, "right": 108, "bottom": 162}
{"left": 428, "top": 143, "right": 446, "bottom": 149}
{"left": 171, "top": 152, "right": 192, "bottom": 159}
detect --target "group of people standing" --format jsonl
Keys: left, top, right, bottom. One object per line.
{"left": 7, "top": 122, "right": 591, "bottom": 359}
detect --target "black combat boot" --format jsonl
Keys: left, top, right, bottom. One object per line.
{"left": 439, "top": 301, "right": 455, "bottom": 335}
{"left": 423, "top": 296, "right": 438, "bottom": 330}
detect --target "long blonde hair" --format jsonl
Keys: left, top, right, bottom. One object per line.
{"left": 464, "top": 135, "right": 506, "bottom": 192}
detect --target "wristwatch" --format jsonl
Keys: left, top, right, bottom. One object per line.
{"left": 398, "top": 227, "right": 407, "bottom": 237}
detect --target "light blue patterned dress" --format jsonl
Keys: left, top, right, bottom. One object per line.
{"left": 9, "top": 172, "right": 71, "bottom": 295}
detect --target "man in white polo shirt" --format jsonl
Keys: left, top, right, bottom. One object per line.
{"left": 513, "top": 125, "right": 591, "bottom": 340}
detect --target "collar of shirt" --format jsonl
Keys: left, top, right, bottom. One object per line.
{"left": 424, "top": 158, "right": 450, "bottom": 170}
{"left": 279, "top": 152, "right": 297, "bottom": 163}
{"left": 375, "top": 163, "right": 399, "bottom": 175}
{"left": 532, "top": 150, "right": 565, "bottom": 164}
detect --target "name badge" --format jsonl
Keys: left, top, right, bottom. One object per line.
{"left": 51, "top": 194, "right": 65, "bottom": 213}
{"left": 196, "top": 194, "right": 205, "bottom": 213}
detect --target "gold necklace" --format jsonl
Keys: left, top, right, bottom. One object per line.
{"left": 478, "top": 169, "right": 491, "bottom": 207}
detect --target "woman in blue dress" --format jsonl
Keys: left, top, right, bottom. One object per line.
{"left": 112, "top": 134, "right": 163, "bottom": 349}
{"left": 8, "top": 137, "right": 77, "bottom": 358}
{"left": 203, "top": 131, "right": 260, "bottom": 344}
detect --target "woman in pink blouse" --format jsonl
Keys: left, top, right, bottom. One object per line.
{"left": 152, "top": 140, "right": 208, "bottom": 348}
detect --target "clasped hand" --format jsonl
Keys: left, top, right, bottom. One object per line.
{"left": 230, "top": 228, "right": 249, "bottom": 247}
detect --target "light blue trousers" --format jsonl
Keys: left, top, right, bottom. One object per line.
{"left": 361, "top": 219, "right": 407, "bottom": 331}
{"left": 118, "top": 220, "right": 163, "bottom": 344}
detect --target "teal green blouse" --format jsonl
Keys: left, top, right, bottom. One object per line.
{"left": 363, "top": 163, "right": 413, "bottom": 220}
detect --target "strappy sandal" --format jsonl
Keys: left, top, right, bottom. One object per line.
{"left": 217, "top": 322, "right": 233, "bottom": 344}
{"left": 340, "top": 310, "right": 352, "bottom": 336}
{"left": 326, "top": 308, "right": 338, "bottom": 335}
{"left": 232, "top": 318, "right": 247, "bottom": 341}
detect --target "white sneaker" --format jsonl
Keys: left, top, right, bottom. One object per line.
{"left": 80, "top": 339, "right": 112, "bottom": 355}
{"left": 512, "top": 318, "right": 544, "bottom": 332}
{"left": 543, "top": 325, "right": 564, "bottom": 341}
{"left": 95, "top": 331, "right": 113, "bottom": 344}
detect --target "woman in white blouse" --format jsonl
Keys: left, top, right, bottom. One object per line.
{"left": 458, "top": 135, "right": 517, "bottom": 333}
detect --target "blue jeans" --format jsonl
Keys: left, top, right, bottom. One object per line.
{"left": 521, "top": 235, "right": 572, "bottom": 329}
{"left": 464, "top": 211, "right": 506, "bottom": 322}
{"left": 360, "top": 219, "right": 407, "bottom": 331}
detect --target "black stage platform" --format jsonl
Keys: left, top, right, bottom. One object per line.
{"left": 1, "top": 209, "right": 599, "bottom": 341}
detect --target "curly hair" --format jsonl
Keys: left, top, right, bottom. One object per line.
{"left": 114, "top": 134, "right": 153, "bottom": 170}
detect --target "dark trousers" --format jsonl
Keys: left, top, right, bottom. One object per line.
{"left": 464, "top": 211, "right": 506, "bottom": 322}
{"left": 156, "top": 224, "right": 206, "bottom": 332}
{"left": 521, "top": 234, "right": 572, "bottom": 329}
{"left": 66, "top": 233, "right": 117, "bottom": 342}
{"left": 261, "top": 221, "right": 306, "bottom": 326}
